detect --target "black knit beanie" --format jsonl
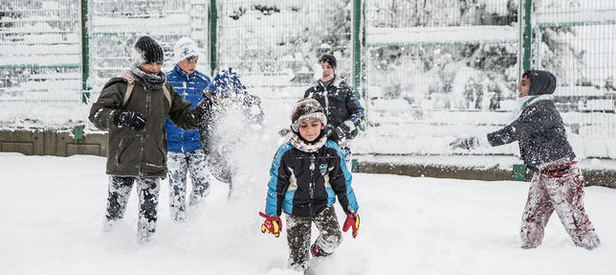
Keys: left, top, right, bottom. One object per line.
{"left": 133, "top": 36, "right": 164, "bottom": 66}
{"left": 319, "top": 54, "right": 337, "bottom": 70}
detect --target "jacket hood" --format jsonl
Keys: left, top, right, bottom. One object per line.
{"left": 524, "top": 70, "right": 556, "bottom": 95}
{"left": 102, "top": 77, "right": 128, "bottom": 90}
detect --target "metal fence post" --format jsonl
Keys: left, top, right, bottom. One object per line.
{"left": 522, "top": 0, "right": 532, "bottom": 72}
{"left": 512, "top": 164, "right": 527, "bottom": 181}
{"left": 352, "top": 0, "right": 361, "bottom": 98}
{"left": 80, "top": 0, "right": 90, "bottom": 103}
{"left": 209, "top": 0, "right": 218, "bottom": 76}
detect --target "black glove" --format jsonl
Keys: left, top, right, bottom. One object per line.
{"left": 336, "top": 121, "right": 356, "bottom": 139}
{"left": 334, "top": 126, "right": 346, "bottom": 140}
{"left": 195, "top": 97, "right": 212, "bottom": 119}
{"left": 324, "top": 124, "right": 337, "bottom": 140}
{"left": 114, "top": 111, "right": 146, "bottom": 130}
{"left": 327, "top": 121, "right": 355, "bottom": 141}
{"left": 449, "top": 137, "right": 479, "bottom": 150}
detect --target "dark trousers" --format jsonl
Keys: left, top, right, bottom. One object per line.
{"left": 286, "top": 206, "right": 341, "bottom": 268}
{"left": 105, "top": 176, "right": 160, "bottom": 242}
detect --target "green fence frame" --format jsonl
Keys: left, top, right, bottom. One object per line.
{"left": 81, "top": 0, "right": 90, "bottom": 103}
{"left": 209, "top": 0, "right": 217, "bottom": 76}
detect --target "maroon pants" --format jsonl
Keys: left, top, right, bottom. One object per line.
{"left": 520, "top": 161, "right": 600, "bottom": 250}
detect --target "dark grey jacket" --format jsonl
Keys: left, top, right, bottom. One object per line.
{"left": 487, "top": 99, "right": 575, "bottom": 171}
{"left": 304, "top": 76, "right": 364, "bottom": 142}
{"left": 89, "top": 77, "right": 201, "bottom": 177}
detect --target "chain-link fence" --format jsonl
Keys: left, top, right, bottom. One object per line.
{"left": 86, "top": 0, "right": 209, "bottom": 101}
{"left": 1, "top": 0, "right": 615, "bottom": 158}
{"left": 0, "top": 0, "right": 81, "bottom": 102}
{"left": 360, "top": 0, "right": 520, "bottom": 156}
{"left": 358, "top": 0, "right": 616, "bottom": 159}
{"left": 215, "top": 0, "right": 352, "bottom": 96}
{"left": 532, "top": 0, "right": 616, "bottom": 157}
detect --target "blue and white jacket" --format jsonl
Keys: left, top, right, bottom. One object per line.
{"left": 264, "top": 135, "right": 359, "bottom": 218}
{"left": 165, "top": 65, "right": 211, "bottom": 153}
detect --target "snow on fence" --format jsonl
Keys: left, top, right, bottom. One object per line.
{"left": 215, "top": 0, "right": 353, "bottom": 92}
{"left": 86, "top": 0, "right": 208, "bottom": 100}
{"left": 365, "top": 26, "right": 518, "bottom": 46}
{"left": 361, "top": 0, "right": 616, "bottom": 159}
{"left": 1, "top": 0, "right": 616, "bottom": 159}
{"left": 0, "top": 0, "right": 82, "bottom": 103}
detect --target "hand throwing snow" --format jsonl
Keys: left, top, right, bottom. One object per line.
{"left": 449, "top": 137, "right": 479, "bottom": 150}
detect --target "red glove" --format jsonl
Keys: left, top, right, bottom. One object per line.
{"left": 342, "top": 212, "right": 360, "bottom": 238}
{"left": 259, "top": 212, "right": 282, "bottom": 238}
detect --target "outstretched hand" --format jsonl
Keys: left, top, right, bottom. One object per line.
{"left": 449, "top": 137, "right": 479, "bottom": 150}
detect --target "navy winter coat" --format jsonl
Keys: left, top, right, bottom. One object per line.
{"left": 304, "top": 76, "right": 365, "bottom": 141}
{"left": 165, "top": 65, "right": 211, "bottom": 153}
{"left": 487, "top": 71, "right": 575, "bottom": 171}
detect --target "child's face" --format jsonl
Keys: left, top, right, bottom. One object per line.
{"left": 298, "top": 118, "right": 324, "bottom": 142}
{"left": 517, "top": 75, "right": 530, "bottom": 97}
{"left": 140, "top": 62, "right": 162, "bottom": 75}
{"left": 178, "top": 56, "right": 197, "bottom": 74}
{"left": 320, "top": 61, "right": 334, "bottom": 83}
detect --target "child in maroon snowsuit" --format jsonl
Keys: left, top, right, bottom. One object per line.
{"left": 450, "top": 70, "right": 600, "bottom": 250}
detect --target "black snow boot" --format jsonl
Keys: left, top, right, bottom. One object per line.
{"left": 311, "top": 243, "right": 331, "bottom": 257}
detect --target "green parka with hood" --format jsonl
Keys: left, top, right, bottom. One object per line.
{"left": 89, "top": 76, "right": 205, "bottom": 178}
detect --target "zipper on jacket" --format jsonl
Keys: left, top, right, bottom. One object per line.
{"left": 308, "top": 153, "right": 316, "bottom": 217}
{"left": 319, "top": 81, "right": 330, "bottom": 115}
{"left": 139, "top": 86, "right": 151, "bottom": 175}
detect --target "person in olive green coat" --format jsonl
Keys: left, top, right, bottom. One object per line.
{"left": 88, "top": 36, "right": 212, "bottom": 244}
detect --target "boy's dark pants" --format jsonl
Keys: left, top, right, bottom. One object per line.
{"left": 105, "top": 176, "right": 161, "bottom": 242}
{"left": 286, "top": 206, "right": 341, "bottom": 267}
{"left": 520, "top": 160, "right": 600, "bottom": 249}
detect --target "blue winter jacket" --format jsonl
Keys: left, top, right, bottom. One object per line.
{"left": 264, "top": 139, "right": 359, "bottom": 218}
{"left": 165, "top": 65, "right": 211, "bottom": 153}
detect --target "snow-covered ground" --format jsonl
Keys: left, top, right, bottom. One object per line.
{"left": 1, "top": 152, "right": 615, "bottom": 275}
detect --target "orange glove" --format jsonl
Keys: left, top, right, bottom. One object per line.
{"left": 259, "top": 212, "right": 281, "bottom": 238}
{"left": 342, "top": 212, "right": 360, "bottom": 238}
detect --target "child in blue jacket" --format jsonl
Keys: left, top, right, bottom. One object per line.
{"left": 260, "top": 98, "right": 360, "bottom": 271}
{"left": 165, "top": 37, "right": 212, "bottom": 222}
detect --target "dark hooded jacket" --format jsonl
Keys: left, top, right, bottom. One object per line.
{"left": 89, "top": 76, "right": 203, "bottom": 177}
{"left": 304, "top": 76, "right": 364, "bottom": 142}
{"left": 486, "top": 70, "right": 575, "bottom": 171}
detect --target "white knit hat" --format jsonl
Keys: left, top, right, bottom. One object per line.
{"left": 173, "top": 37, "right": 198, "bottom": 64}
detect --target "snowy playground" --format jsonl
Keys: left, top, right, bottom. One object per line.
{"left": 1, "top": 153, "right": 615, "bottom": 275}
{"left": 2, "top": 0, "right": 616, "bottom": 274}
